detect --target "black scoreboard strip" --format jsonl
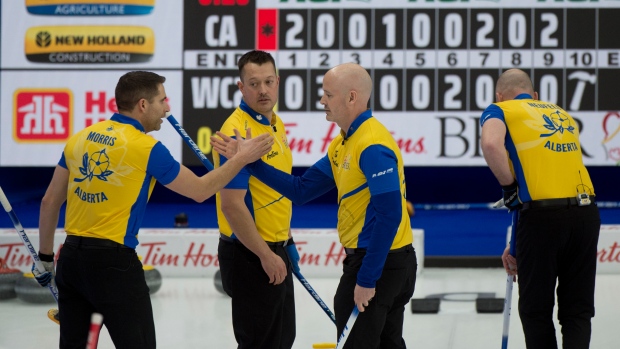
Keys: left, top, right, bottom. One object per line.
{"left": 270, "top": 8, "right": 620, "bottom": 113}
{"left": 275, "top": 8, "right": 607, "bottom": 50}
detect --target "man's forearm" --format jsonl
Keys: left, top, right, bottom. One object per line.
{"left": 198, "top": 156, "right": 248, "bottom": 200}
{"left": 38, "top": 165, "right": 68, "bottom": 255}
{"left": 223, "top": 205, "right": 272, "bottom": 260}
{"left": 38, "top": 202, "right": 60, "bottom": 255}
{"left": 247, "top": 160, "right": 334, "bottom": 205}
{"left": 483, "top": 145, "right": 514, "bottom": 185}
{"left": 481, "top": 119, "right": 514, "bottom": 185}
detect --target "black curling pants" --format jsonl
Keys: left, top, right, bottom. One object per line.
{"left": 334, "top": 245, "right": 417, "bottom": 349}
{"left": 516, "top": 203, "right": 600, "bottom": 349}
{"left": 218, "top": 238, "right": 295, "bottom": 349}
{"left": 56, "top": 243, "right": 155, "bottom": 349}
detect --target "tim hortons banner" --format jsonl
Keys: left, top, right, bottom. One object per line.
{"left": 597, "top": 225, "right": 620, "bottom": 274}
{"left": 0, "top": 228, "right": 425, "bottom": 278}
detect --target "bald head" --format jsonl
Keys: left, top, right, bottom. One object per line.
{"left": 326, "top": 63, "right": 372, "bottom": 106}
{"left": 496, "top": 69, "right": 536, "bottom": 101}
{"left": 320, "top": 63, "right": 374, "bottom": 130}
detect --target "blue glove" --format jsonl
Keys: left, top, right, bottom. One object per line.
{"left": 285, "top": 239, "right": 300, "bottom": 274}
{"left": 31, "top": 252, "right": 55, "bottom": 287}
{"left": 502, "top": 181, "right": 522, "bottom": 212}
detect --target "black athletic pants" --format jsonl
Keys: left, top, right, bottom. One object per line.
{"left": 56, "top": 241, "right": 155, "bottom": 349}
{"left": 516, "top": 203, "right": 600, "bottom": 349}
{"left": 334, "top": 244, "right": 417, "bottom": 349}
{"left": 218, "top": 238, "right": 296, "bottom": 349}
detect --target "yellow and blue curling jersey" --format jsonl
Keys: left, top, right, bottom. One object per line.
{"left": 242, "top": 109, "right": 412, "bottom": 287}
{"left": 59, "top": 113, "right": 180, "bottom": 248}
{"left": 327, "top": 111, "right": 412, "bottom": 250}
{"left": 480, "top": 94, "right": 594, "bottom": 201}
{"left": 213, "top": 100, "right": 293, "bottom": 243}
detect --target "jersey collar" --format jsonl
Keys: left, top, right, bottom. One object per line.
{"left": 343, "top": 109, "right": 373, "bottom": 139}
{"left": 111, "top": 113, "right": 145, "bottom": 132}
{"left": 515, "top": 93, "right": 533, "bottom": 100}
{"left": 239, "top": 99, "right": 274, "bottom": 127}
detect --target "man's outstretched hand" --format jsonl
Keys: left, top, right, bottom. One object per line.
{"left": 210, "top": 131, "right": 237, "bottom": 159}
{"left": 213, "top": 128, "right": 273, "bottom": 164}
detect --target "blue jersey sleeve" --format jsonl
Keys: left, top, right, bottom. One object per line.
{"left": 356, "top": 145, "right": 402, "bottom": 288}
{"left": 480, "top": 103, "right": 505, "bottom": 127}
{"left": 219, "top": 154, "right": 251, "bottom": 189}
{"left": 146, "top": 142, "right": 181, "bottom": 185}
{"left": 359, "top": 145, "right": 401, "bottom": 195}
{"left": 58, "top": 153, "right": 67, "bottom": 169}
{"left": 245, "top": 155, "right": 335, "bottom": 205}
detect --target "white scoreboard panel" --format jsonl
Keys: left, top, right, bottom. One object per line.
{"left": 183, "top": 0, "right": 620, "bottom": 167}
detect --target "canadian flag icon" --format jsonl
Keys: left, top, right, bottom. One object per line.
{"left": 256, "top": 9, "right": 278, "bottom": 51}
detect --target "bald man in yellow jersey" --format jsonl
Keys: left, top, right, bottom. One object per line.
{"left": 213, "top": 63, "right": 417, "bottom": 349}
{"left": 33, "top": 71, "right": 273, "bottom": 349}
{"left": 481, "top": 69, "right": 601, "bottom": 349}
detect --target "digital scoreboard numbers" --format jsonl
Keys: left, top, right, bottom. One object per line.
{"left": 274, "top": 7, "right": 620, "bottom": 113}
{"left": 181, "top": 1, "right": 620, "bottom": 167}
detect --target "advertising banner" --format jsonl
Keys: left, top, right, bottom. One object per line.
{"left": 1, "top": 0, "right": 182, "bottom": 69}
{"left": 0, "top": 228, "right": 426, "bottom": 277}
{"left": 597, "top": 225, "right": 620, "bottom": 274}
{"left": 276, "top": 111, "right": 619, "bottom": 166}
{"left": 1, "top": 1, "right": 619, "bottom": 167}
{"left": 0, "top": 70, "right": 183, "bottom": 166}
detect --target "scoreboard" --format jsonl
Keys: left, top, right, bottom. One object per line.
{"left": 273, "top": 6, "right": 619, "bottom": 112}
{"left": 2, "top": 1, "right": 619, "bottom": 167}
{"left": 185, "top": 1, "right": 620, "bottom": 166}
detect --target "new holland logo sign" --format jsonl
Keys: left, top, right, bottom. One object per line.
{"left": 25, "top": 0, "right": 155, "bottom": 16}
{"left": 25, "top": 26, "right": 155, "bottom": 63}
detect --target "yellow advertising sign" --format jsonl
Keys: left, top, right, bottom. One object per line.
{"left": 25, "top": 26, "right": 155, "bottom": 63}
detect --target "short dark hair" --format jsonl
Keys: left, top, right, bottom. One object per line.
{"left": 115, "top": 71, "right": 166, "bottom": 113}
{"left": 237, "top": 50, "right": 276, "bottom": 82}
